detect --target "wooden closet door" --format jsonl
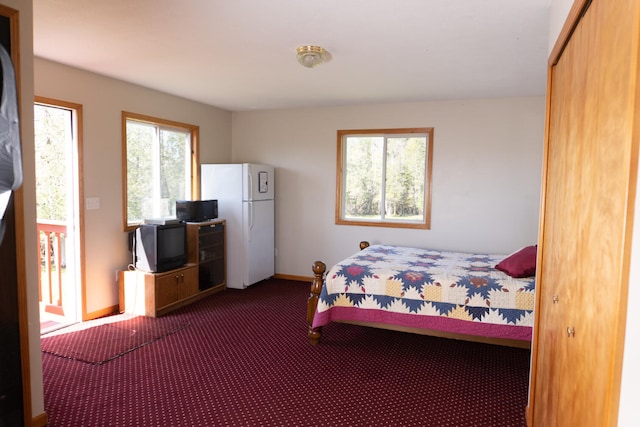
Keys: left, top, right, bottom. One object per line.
{"left": 530, "top": 0, "right": 640, "bottom": 425}
{"left": 0, "top": 6, "right": 31, "bottom": 426}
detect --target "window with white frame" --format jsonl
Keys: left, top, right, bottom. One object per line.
{"left": 123, "top": 112, "right": 199, "bottom": 229}
{"left": 336, "top": 128, "right": 433, "bottom": 229}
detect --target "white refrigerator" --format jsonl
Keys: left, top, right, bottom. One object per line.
{"left": 201, "top": 163, "right": 275, "bottom": 289}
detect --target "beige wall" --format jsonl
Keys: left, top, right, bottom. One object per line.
{"left": 231, "top": 97, "right": 545, "bottom": 277}
{"left": 548, "top": 0, "right": 574, "bottom": 54}
{"left": 34, "top": 58, "right": 232, "bottom": 315}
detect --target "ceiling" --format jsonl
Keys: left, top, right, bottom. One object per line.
{"left": 33, "top": 0, "right": 552, "bottom": 112}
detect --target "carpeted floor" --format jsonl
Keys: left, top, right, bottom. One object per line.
{"left": 41, "top": 315, "right": 189, "bottom": 365}
{"left": 42, "top": 278, "right": 531, "bottom": 426}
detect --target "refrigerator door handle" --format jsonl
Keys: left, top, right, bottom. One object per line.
{"left": 248, "top": 201, "right": 254, "bottom": 241}
{"left": 247, "top": 170, "right": 253, "bottom": 201}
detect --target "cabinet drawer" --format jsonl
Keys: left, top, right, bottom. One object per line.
{"left": 198, "top": 222, "right": 224, "bottom": 235}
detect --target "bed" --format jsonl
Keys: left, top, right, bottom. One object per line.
{"left": 307, "top": 242, "right": 536, "bottom": 348}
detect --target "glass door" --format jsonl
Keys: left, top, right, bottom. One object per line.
{"left": 35, "top": 99, "right": 84, "bottom": 333}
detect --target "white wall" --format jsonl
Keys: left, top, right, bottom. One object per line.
{"left": 620, "top": 163, "right": 640, "bottom": 425}
{"left": 549, "top": 0, "right": 574, "bottom": 53}
{"left": 231, "top": 97, "right": 545, "bottom": 278}
{"left": 34, "top": 58, "right": 233, "bottom": 316}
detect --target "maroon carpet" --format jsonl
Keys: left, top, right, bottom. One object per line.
{"left": 41, "top": 316, "right": 188, "bottom": 364}
{"left": 42, "top": 279, "right": 530, "bottom": 426}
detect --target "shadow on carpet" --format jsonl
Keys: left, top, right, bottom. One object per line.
{"left": 41, "top": 316, "right": 189, "bottom": 365}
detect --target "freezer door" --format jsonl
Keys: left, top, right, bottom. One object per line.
{"left": 243, "top": 163, "right": 274, "bottom": 201}
{"left": 242, "top": 199, "right": 275, "bottom": 286}
{"left": 201, "top": 164, "right": 243, "bottom": 201}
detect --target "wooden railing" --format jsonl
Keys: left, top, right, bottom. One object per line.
{"left": 38, "top": 220, "right": 66, "bottom": 315}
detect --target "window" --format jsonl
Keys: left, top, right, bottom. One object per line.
{"left": 123, "top": 112, "right": 199, "bottom": 229}
{"left": 336, "top": 128, "right": 433, "bottom": 229}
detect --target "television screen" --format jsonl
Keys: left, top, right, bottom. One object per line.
{"left": 158, "top": 225, "right": 185, "bottom": 259}
{"left": 134, "top": 223, "right": 187, "bottom": 272}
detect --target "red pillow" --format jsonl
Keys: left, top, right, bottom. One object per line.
{"left": 495, "top": 245, "right": 537, "bottom": 278}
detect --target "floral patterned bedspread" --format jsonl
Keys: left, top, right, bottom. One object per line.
{"left": 312, "top": 245, "right": 536, "bottom": 341}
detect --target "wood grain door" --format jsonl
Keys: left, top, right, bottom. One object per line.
{"left": 0, "top": 6, "right": 30, "bottom": 426}
{"left": 154, "top": 271, "right": 181, "bottom": 310}
{"left": 177, "top": 265, "right": 199, "bottom": 299}
{"left": 529, "top": 0, "right": 640, "bottom": 425}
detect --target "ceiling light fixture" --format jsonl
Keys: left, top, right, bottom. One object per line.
{"left": 296, "top": 45, "right": 331, "bottom": 68}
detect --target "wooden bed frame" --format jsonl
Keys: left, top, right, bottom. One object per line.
{"left": 306, "top": 241, "right": 531, "bottom": 349}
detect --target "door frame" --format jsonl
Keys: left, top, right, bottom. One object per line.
{"left": 35, "top": 96, "right": 86, "bottom": 321}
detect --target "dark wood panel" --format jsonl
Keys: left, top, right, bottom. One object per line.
{"left": 0, "top": 194, "right": 24, "bottom": 426}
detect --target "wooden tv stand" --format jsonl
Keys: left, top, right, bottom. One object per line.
{"left": 119, "top": 220, "right": 226, "bottom": 317}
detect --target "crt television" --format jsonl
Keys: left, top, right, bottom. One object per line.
{"left": 133, "top": 222, "right": 187, "bottom": 273}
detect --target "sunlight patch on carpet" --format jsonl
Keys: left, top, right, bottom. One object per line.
{"left": 41, "top": 316, "right": 189, "bottom": 365}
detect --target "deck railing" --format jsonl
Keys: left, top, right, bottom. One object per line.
{"left": 37, "top": 220, "right": 66, "bottom": 315}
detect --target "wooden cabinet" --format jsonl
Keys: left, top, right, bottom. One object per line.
{"left": 120, "top": 264, "right": 199, "bottom": 317}
{"left": 120, "top": 220, "right": 226, "bottom": 317}
{"left": 527, "top": 0, "right": 640, "bottom": 425}
{"left": 153, "top": 266, "right": 199, "bottom": 309}
{"left": 187, "top": 220, "right": 226, "bottom": 291}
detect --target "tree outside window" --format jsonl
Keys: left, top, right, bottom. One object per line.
{"left": 336, "top": 128, "right": 433, "bottom": 229}
{"left": 34, "top": 104, "right": 69, "bottom": 222}
{"left": 123, "top": 112, "right": 199, "bottom": 229}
